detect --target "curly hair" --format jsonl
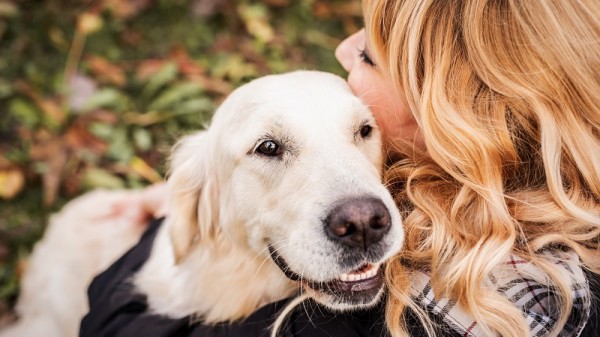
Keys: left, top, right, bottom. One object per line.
{"left": 362, "top": 0, "right": 600, "bottom": 336}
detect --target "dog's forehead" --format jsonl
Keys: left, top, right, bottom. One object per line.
{"left": 213, "top": 71, "right": 371, "bottom": 132}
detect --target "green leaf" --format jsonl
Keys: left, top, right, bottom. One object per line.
{"left": 141, "top": 62, "right": 178, "bottom": 99}
{"left": 89, "top": 122, "right": 115, "bottom": 139}
{"left": 211, "top": 54, "right": 258, "bottom": 83}
{"left": 238, "top": 3, "right": 274, "bottom": 43}
{"left": 0, "top": 79, "right": 13, "bottom": 99}
{"left": 174, "top": 97, "right": 214, "bottom": 116}
{"left": 133, "top": 127, "right": 153, "bottom": 151}
{"left": 82, "top": 88, "right": 128, "bottom": 112}
{"left": 9, "top": 98, "right": 41, "bottom": 128}
{"left": 82, "top": 168, "right": 125, "bottom": 189}
{"left": 106, "top": 127, "right": 134, "bottom": 163}
{"left": 147, "top": 81, "right": 203, "bottom": 112}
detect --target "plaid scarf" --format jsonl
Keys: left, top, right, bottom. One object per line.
{"left": 410, "top": 250, "right": 591, "bottom": 337}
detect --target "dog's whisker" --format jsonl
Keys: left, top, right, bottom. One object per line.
{"left": 248, "top": 240, "right": 293, "bottom": 284}
{"left": 252, "top": 239, "right": 291, "bottom": 268}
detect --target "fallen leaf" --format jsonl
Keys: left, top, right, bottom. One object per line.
{"left": 102, "top": 0, "right": 152, "bottom": 19}
{"left": 0, "top": 168, "right": 25, "bottom": 199}
{"left": 65, "top": 119, "right": 108, "bottom": 155}
{"left": 37, "top": 97, "right": 65, "bottom": 128}
{"left": 170, "top": 47, "right": 205, "bottom": 78}
{"left": 9, "top": 98, "right": 41, "bottom": 128}
{"left": 238, "top": 4, "right": 274, "bottom": 43}
{"left": 82, "top": 167, "right": 125, "bottom": 189}
{"left": 14, "top": 81, "right": 66, "bottom": 127}
{"left": 121, "top": 111, "right": 164, "bottom": 126}
{"left": 197, "top": 75, "right": 232, "bottom": 95}
{"left": 86, "top": 55, "right": 126, "bottom": 87}
{"left": 147, "top": 81, "right": 203, "bottom": 111}
{"left": 82, "top": 88, "right": 128, "bottom": 112}
{"left": 136, "top": 59, "right": 167, "bottom": 82}
{"left": 129, "top": 156, "right": 162, "bottom": 183}
{"left": 140, "top": 62, "right": 179, "bottom": 99}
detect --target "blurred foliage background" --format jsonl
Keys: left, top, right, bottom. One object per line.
{"left": 0, "top": 0, "right": 361, "bottom": 321}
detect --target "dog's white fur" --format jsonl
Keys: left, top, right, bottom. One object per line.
{"left": 0, "top": 71, "right": 403, "bottom": 337}
{"left": 135, "top": 71, "right": 403, "bottom": 322}
{"left": 0, "top": 190, "right": 149, "bottom": 337}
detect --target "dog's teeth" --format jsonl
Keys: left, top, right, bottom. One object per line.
{"left": 337, "top": 263, "right": 381, "bottom": 282}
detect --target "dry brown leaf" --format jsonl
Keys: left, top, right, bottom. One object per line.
{"left": 102, "top": 0, "right": 152, "bottom": 19}
{"left": 129, "top": 156, "right": 162, "bottom": 183}
{"left": 0, "top": 168, "right": 25, "bottom": 199}
{"left": 86, "top": 55, "right": 127, "bottom": 87}
{"left": 15, "top": 80, "right": 66, "bottom": 126}
{"left": 136, "top": 59, "right": 167, "bottom": 82}
{"left": 170, "top": 47, "right": 205, "bottom": 78}
{"left": 64, "top": 120, "right": 108, "bottom": 154}
{"left": 38, "top": 98, "right": 66, "bottom": 126}
{"left": 197, "top": 75, "right": 232, "bottom": 95}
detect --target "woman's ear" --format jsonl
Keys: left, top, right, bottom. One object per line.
{"left": 166, "top": 131, "right": 220, "bottom": 264}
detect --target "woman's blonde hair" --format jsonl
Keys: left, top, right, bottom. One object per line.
{"left": 362, "top": 0, "right": 600, "bottom": 336}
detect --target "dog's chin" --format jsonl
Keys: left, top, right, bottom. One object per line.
{"left": 268, "top": 246, "right": 386, "bottom": 310}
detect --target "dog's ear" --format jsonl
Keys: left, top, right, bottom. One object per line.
{"left": 166, "top": 131, "right": 220, "bottom": 263}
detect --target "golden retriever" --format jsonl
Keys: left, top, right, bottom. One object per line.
{"left": 1, "top": 71, "right": 403, "bottom": 337}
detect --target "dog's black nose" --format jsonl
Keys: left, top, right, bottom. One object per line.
{"left": 325, "top": 197, "right": 392, "bottom": 250}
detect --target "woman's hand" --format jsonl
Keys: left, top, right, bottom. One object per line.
{"left": 101, "top": 182, "right": 169, "bottom": 228}
{"left": 139, "top": 182, "right": 169, "bottom": 219}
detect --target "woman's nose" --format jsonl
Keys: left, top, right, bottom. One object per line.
{"left": 335, "top": 29, "right": 365, "bottom": 72}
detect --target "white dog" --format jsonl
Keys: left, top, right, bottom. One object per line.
{"left": 1, "top": 71, "right": 403, "bottom": 337}
{"left": 0, "top": 190, "right": 152, "bottom": 337}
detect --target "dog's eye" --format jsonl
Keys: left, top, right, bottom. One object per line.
{"left": 359, "top": 124, "right": 373, "bottom": 138}
{"left": 256, "top": 140, "right": 282, "bottom": 157}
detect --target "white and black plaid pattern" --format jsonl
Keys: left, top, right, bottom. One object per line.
{"left": 410, "top": 250, "right": 590, "bottom": 337}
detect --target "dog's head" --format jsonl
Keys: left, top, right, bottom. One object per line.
{"left": 167, "top": 70, "right": 403, "bottom": 310}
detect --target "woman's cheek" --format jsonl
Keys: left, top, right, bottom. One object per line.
{"left": 348, "top": 76, "right": 392, "bottom": 137}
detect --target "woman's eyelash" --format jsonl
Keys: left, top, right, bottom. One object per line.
{"left": 358, "top": 48, "right": 376, "bottom": 66}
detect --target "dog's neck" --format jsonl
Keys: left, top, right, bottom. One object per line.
{"left": 133, "top": 224, "right": 296, "bottom": 323}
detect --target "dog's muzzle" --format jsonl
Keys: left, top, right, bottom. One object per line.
{"left": 268, "top": 245, "right": 385, "bottom": 307}
{"left": 267, "top": 196, "right": 397, "bottom": 308}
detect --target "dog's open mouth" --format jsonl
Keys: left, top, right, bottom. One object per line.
{"left": 268, "top": 245, "right": 384, "bottom": 306}
{"left": 305, "top": 262, "right": 383, "bottom": 296}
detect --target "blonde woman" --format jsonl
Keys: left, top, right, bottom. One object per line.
{"left": 81, "top": 0, "right": 600, "bottom": 336}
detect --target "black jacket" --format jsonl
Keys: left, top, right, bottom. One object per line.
{"left": 80, "top": 218, "right": 599, "bottom": 337}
